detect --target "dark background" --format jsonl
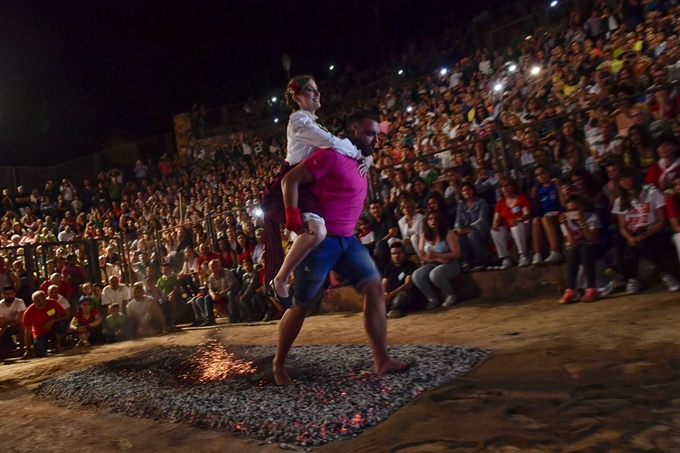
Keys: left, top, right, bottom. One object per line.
{"left": 0, "top": 0, "right": 482, "bottom": 165}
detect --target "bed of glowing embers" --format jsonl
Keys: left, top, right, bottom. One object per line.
{"left": 36, "top": 338, "right": 489, "bottom": 447}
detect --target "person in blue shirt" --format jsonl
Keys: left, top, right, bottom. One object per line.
{"left": 530, "top": 164, "right": 565, "bottom": 265}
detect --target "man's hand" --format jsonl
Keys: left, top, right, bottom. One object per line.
{"left": 45, "top": 320, "right": 55, "bottom": 332}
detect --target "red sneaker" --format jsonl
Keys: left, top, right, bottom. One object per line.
{"left": 582, "top": 287, "right": 599, "bottom": 303}
{"left": 559, "top": 288, "right": 576, "bottom": 304}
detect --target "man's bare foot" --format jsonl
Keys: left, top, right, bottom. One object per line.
{"left": 272, "top": 360, "right": 293, "bottom": 385}
{"left": 375, "top": 359, "right": 413, "bottom": 375}
{"left": 272, "top": 277, "right": 289, "bottom": 299}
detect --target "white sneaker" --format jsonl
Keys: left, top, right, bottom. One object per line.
{"left": 442, "top": 294, "right": 457, "bottom": 307}
{"left": 598, "top": 280, "right": 621, "bottom": 297}
{"left": 425, "top": 298, "right": 440, "bottom": 310}
{"left": 518, "top": 254, "right": 530, "bottom": 267}
{"left": 662, "top": 273, "right": 680, "bottom": 292}
{"left": 626, "top": 278, "right": 642, "bottom": 295}
{"left": 532, "top": 253, "right": 544, "bottom": 265}
{"left": 545, "top": 251, "right": 564, "bottom": 264}
{"left": 500, "top": 258, "right": 513, "bottom": 270}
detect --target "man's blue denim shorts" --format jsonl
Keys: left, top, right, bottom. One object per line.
{"left": 293, "top": 235, "right": 381, "bottom": 305}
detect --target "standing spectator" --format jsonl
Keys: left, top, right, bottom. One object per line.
{"left": 490, "top": 178, "right": 532, "bottom": 269}
{"left": 382, "top": 242, "right": 422, "bottom": 318}
{"left": 155, "top": 263, "right": 180, "bottom": 327}
{"left": 611, "top": 167, "right": 680, "bottom": 294}
{"left": 14, "top": 186, "right": 31, "bottom": 217}
{"left": 39, "top": 273, "right": 72, "bottom": 298}
{"left": 235, "top": 257, "right": 258, "bottom": 322}
{"left": 21, "top": 290, "right": 69, "bottom": 359}
{"left": 412, "top": 210, "right": 462, "bottom": 309}
{"left": 455, "top": 182, "right": 490, "bottom": 272}
{"left": 558, "top": 196, "right": 604, "bottom": 304}
{"left": 98, "top": 255, "right": 120, "bottom": 285}
{"left": 61, "top": 254, "right": 86, "bottom": 300}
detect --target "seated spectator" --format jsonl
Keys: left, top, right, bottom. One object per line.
{"left": 102, "top": 303, "right": 126, "bottom": 342}
{"left": 39, "top": 272, "right": 72, "bottom": 299}
{"left": 196, "top": 243, "right": 220, "bottom": 270}
{"left": 668, "top": 173, "right": 680, "bottom": 265}
{"left": 382, "top": 242, "right": 423, "bottom": 318}
{"left": 47, "top": 285, "right": 72, "bottom": 319}
{"left": 368, "top": 200, "right": 400, "bottom": 270}
{"left": 61, "top": 253, "right": 86, "bottom": 303}
{"left": 154, "top": 264, "right": 180, "bottom": 327}
{"left": 412, "top": 210, "right": 462, "bottom": 309}
{"left": 178, "top": 246, "right": 199, "bottom": 297}
{"left": 208, "top": 259, "right": 241, "bottom": 322}
{"left": 101, "top": 275, "right": 131, "bottom": 314}
{"left": 426, "top": 191, "right": 455, "bottom": 230}
{"left": 0, "top": 285, "right": 26, "bottom": 358}
{"left": 455, "top": 182, "right": 490, "bottom": 272}
{"left": 125, "top": 283, "right": 167, "bottom": 337}
{"left": 491, "top": 178, "right": 532, "bottom": 269}
{"left": 21, "top": 290, "right": 70, "bottom": 359}
{"left": 397, "top": 198, "right": 424, "bottom": 257}
{"left": 69, "top": 296, "right": 103, "bottom": 347}
{"left": 645, "top": 133, "right": 680, "bottom": 193}
{"left": 356, "top": 216, "right": 376, "bottom": 250}
{"left": 215, "top": 237, "right": 237, "bottom": 270}
{"left": 235, "top": 257, "right": 261, "bottom": 323}
{"left": 612, "top": 167, "right": 680, "bottom": 294}
{"left": 558, "top": 196, "right": 604, "bottom": 304}
{"left": 236, "top": 232, "right": 254, "bottom": 265}
{"left": 530, "top": 165, "right": 564, "bottom": 265}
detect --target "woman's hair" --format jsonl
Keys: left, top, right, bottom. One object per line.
{"left": 565, "top": 194, "right": 594, "bottom": 212}
{"left": 427, "top": 191, "right": 447, "bottom": 210}
{"left": 500, "top": 177, "right": 520, "bottom": 196}
{"left": 616, "top": 166, "right": 644, "bottom": 211}
{"left": 284, "top": 74, "right": 315, "bottom": 111}
{"left": 423, "top": 210, "right": 448, "bottom": 242}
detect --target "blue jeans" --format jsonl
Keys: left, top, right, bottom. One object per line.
{"left": 192, "top": 295, "right": 215, "bottom": 322}
{"left": 458, "top": 229, "right": 488, "bottom": 265}
{"left": 294, "top": 236, "right": 381, "bottom": 305}
{"left": 32, "top": 320, "right": 68, "bottom": 357}
{"left": 412, "top": 261, "right": 461, "bottom": 301}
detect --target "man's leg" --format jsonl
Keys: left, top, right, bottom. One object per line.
{"left": 336, "top": 237, "right": 412, "bottom": 374}
{"left": 273, "top": 304, "right": 311, "bottom": 385}
{"left": 273, "top": 237, "right": 339, "bottom": 385}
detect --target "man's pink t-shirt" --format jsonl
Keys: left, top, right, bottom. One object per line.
{"left": 305, "top": 149, "right": 367, "bottom": 237}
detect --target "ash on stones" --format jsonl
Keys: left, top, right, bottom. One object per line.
{"left": 36, "top": 342, "right": 490, "bottom": 447}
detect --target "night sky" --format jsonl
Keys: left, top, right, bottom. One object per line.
{"left": 0, "top": 0, "right": 475, "bottom": 166}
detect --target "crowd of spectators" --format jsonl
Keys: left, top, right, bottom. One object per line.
{"left": 2, "top": 0, "right": 680, "bottom": 358}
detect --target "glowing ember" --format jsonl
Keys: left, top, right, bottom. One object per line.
{"left": 181, "top": 338, "right": 255, "bottom": 382}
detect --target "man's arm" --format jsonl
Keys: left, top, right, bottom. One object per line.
{"left": 281, "top": 162, "right": 317, "bottom": 210}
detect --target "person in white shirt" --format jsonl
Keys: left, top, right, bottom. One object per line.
{"left": 396, "top": 198, "right": 424, "bottom": 256}
{"left": 262, "top": 74, "right": 372, "bottom": 307}
{"left": 0, "top": 285, "right": 26, "bottom": 351}
{"left": 126, "top": 283, "right": 166, "bottom": 337}
{"left": 57, "top": 225, "right": 75, "bottom": 242}
{"left": 102, "top": 275, "right": 131, "bottom": 314}
{"left": 611, "top": 167, "right": 680, "bottom": 294}
{"left": 47, "top": 285, "right": 72, "bottom": 318}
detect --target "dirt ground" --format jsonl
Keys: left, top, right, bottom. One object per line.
{"left": 1, "top": 290, "right": 680, "bottom": 453}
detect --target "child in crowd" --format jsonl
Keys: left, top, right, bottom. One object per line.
{"left": 262, "top": 74, "right": 372, "bottom": 306}
{"left": 103, "top": 303, "right": 126, "bottom": 342}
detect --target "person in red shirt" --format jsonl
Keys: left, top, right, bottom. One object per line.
{"left": 645, "top": 134, "right": 680, "bottom": 193}
{"left": 490, "top": 178, "right": 532, "bottom": 269}
{"left": 22, "top": 290, "right": 70, "bottom": 359}
{"left": 667, "top": 173, "right": 680, "bottom": 267}
{"left": 196, "top": 243, "right": 220, "bottom": 269}
{"left": 38, "top": 273, "right": 73, "bottom": 299}
{"left": 61, "top": 254, "right": 86, "bottom": 296}
{"left": 69, "top": 296, "right": 103, "bottom": 348}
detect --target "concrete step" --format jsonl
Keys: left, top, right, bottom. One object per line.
{"left": 321, "top": 264, "right": 566, "bottom": 313}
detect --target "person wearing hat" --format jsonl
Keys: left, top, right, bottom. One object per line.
{"left": 69, "top": 296, "right": 102, "bottom": 348}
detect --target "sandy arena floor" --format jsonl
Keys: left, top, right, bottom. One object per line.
{"left": 1, "top": 290, "right": 679, "bottom": 453}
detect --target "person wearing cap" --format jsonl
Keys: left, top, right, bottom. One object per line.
{"left": 69, "top": 296, "right": 102, "bottom": 348}
{"left": 22, "top": 290, "right": 70, "bottom": 359}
